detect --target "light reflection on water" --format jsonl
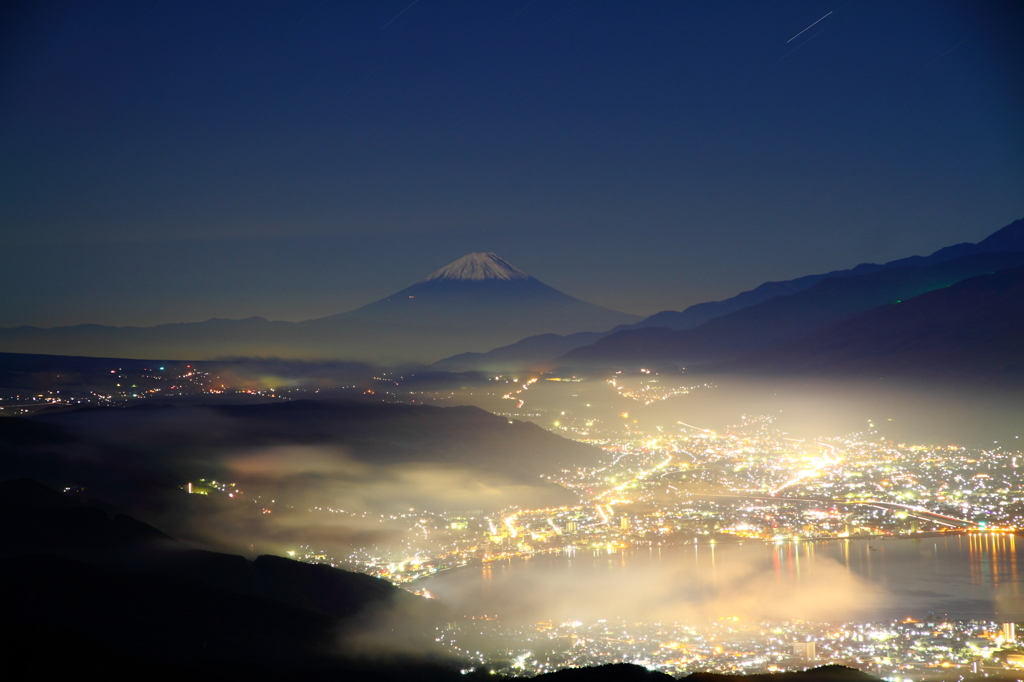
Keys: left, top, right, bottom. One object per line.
{"left": 416, "top": 533, "right": 1023, "bottom": 624}
{"left": 807, "top": 532, "right": 1021, "bottom": 618}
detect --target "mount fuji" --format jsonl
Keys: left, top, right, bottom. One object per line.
{"left": 326, "top": 253, "right": 635, "bottom": 328}
{"left": 0, "top": 253, "right": 640, "bottom": 363}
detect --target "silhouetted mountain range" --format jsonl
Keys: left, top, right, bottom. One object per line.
{"left": 433, "top": 219, "right": 1024, "bottom": 373}
{"left": 0, "top": 253, "right": 639, "bottom": 363}
{"left": 560, "top": 249, "right": 1024, "bottom": 369}
{"left": 723, "top": 267, "right": 1024, "bottom": 384}
{"left": 435, "top": 330, "right": 611, "bottom": 372}
{"left": 432, "top": 219, "right": 1024, "bottom": 373}
{"left": 628, "top": 218, "right": 1024, "bottom": 332}
{"left": 6, "top": 219, "right": 1023, "bottom": 376}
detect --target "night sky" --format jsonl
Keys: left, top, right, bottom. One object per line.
{"left": 2, "top": 0, "right": 1022, "bottom": 327}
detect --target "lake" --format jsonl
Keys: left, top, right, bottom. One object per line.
{"left": 416, "top": 533, "right": 1023, "bottom": 625}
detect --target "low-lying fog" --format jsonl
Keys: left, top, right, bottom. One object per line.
{"left": 431, "top": 371, "right": 1023, "bottom": 447}
{"left": 11, "top": 401, "right": 589, "bottom": 559}
{"left": 419, "top": 544, "right": 878, "bottom": 625}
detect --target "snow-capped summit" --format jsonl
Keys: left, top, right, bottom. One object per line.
{"left": 424, "top": 253, "right": 531, "bottom": 282}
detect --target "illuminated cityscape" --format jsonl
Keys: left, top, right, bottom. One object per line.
{"left": 279, "top": 383, "right": 1022, "bottom": 582}
{"left": 268, "top": 413, "right": 1021, "bottom": 586}
{"left": 144, "top": 370, "right": 1024, "bottom": 680}
{"left": 9, "top": 364, "right": 1024, "bottom": 678}
{"left": 436, "top": 615, "right": 1024, "bottom": 678}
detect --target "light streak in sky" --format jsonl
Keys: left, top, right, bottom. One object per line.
{"left": 787, "top": 11, "right": 832, "bottom": 43}
{"left": 382, "top": 0, "right": 420, "bottom": 29}
{"left": 901, "top": 39, "right": 969, "bottom": 85}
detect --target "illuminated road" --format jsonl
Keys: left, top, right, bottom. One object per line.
{"left": 597, "top": 451, "right": 673, "bottom": 501}
{"left": 665, "top": 491, "right": 979, "bottom": 529}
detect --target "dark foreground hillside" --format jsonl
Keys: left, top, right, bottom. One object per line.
{"left": 524, "top": 663, "right": 885, "bottom": 682}
{"left": 0, "top": 478, "right": 458, "bottom": 680}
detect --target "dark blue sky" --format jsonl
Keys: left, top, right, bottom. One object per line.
{"left": 2, "top": 0, "right": 1022, "bottom": 326}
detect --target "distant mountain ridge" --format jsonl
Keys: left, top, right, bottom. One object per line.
{"left": 434, "top": 330, "right": 612, "bottom": 372}
{"left": 560, "top": 249, "right": 1024, "bottom": 368}
{"left": 0, "top": 253, "right": 639, "bottom": 363}
{"left": 631, "top": 217, "right": 1024, "bottom": 331}
{"left": 434, "top": 217, "right": 1024, "bottom": 372}
{"left": 724, "top": 266, "right": 1024, "bottom": 384}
